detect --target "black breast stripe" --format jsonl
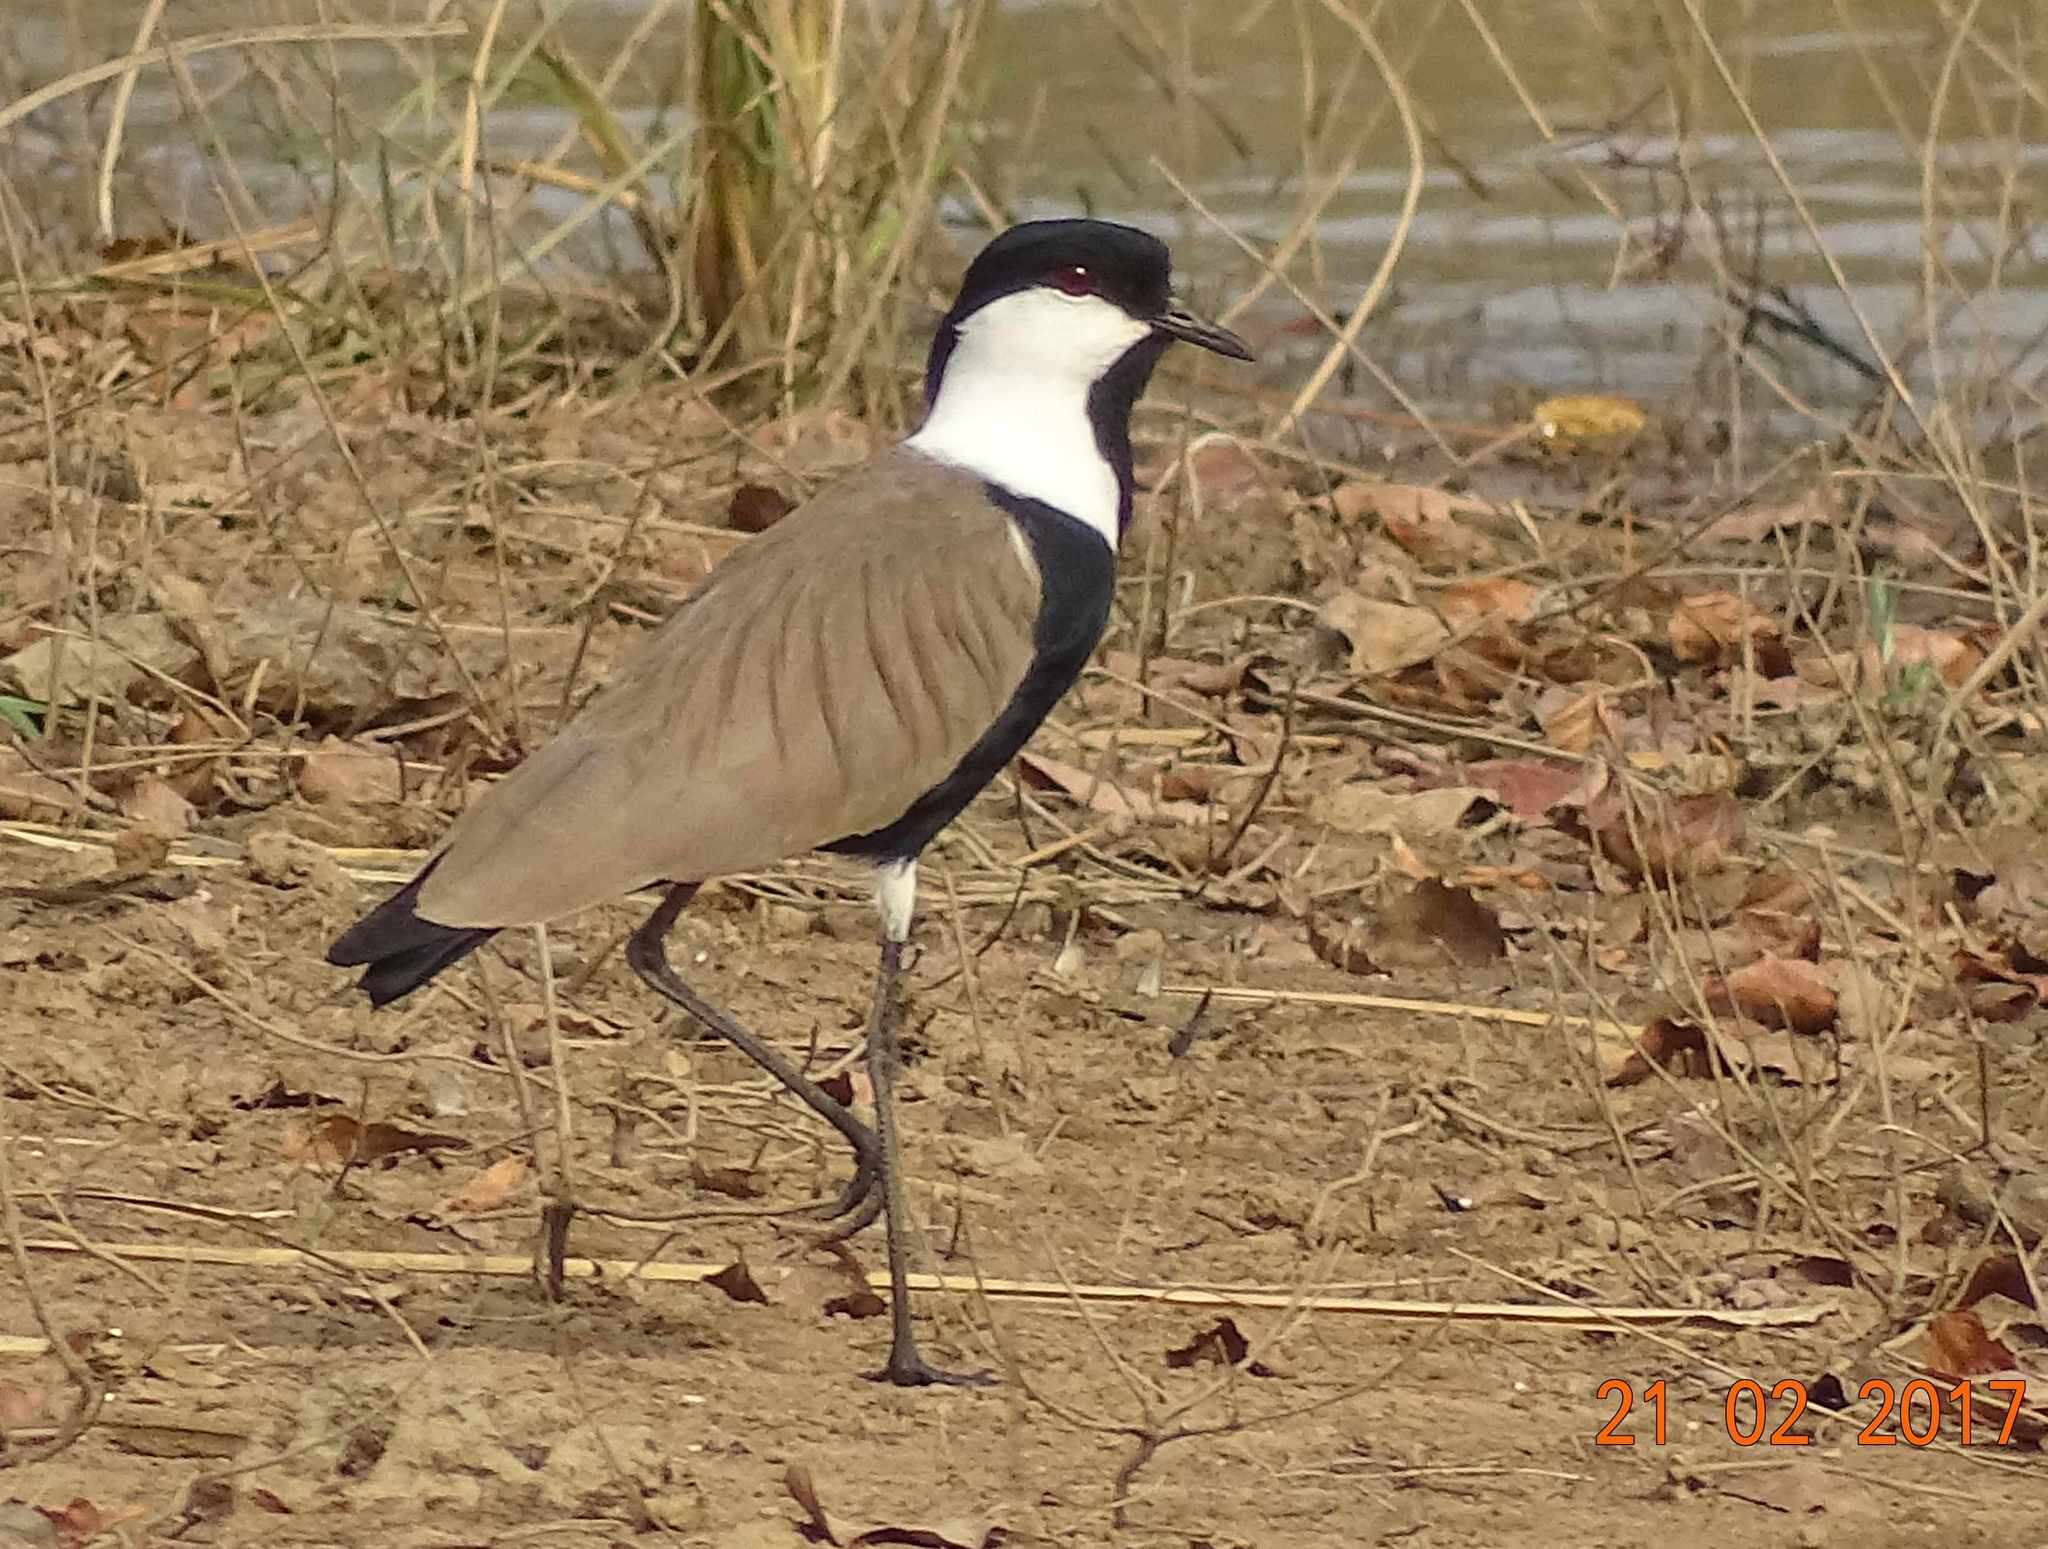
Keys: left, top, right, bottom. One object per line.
{"left": 824, "top": 486, "right": 1114, "bottom": 865}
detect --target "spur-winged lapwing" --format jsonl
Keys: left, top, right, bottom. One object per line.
{"left": 328, "top": 218, "right": 1252, "bottom": 1386}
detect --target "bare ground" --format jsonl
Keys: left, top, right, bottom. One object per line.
{"left": 3, "top": 393, "right": 2046, "bottom": 1545}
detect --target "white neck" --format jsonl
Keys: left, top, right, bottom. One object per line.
{"left": 906, "top": 288, "right": 1151, "bottom": 550}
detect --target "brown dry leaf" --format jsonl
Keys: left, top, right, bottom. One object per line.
{"left": 1438, "top": 577, "right": 1538, "bottom": 628}
{"left": 0, "top": 1380, "right": 46, "bottom": 1428}
{"left": 816, "top": 1246, "right": 887, "bottom": 1321}
{"left": 1371, "top": 878, "right": 1507, "bottom": 970}
{"left": 706, "top": 1258, "right": 770, "bottom": 1305}
{"left": 40, "top": 1497, "right": 148, "bottom": 1549}
{"left": 1732, "top": 867, "right": 1822, "bottom": 957}
{"left": 1698, "top": 489, "right": 1837, "bottom": 543}
{"left": 296, "top": 735, "right": 405, "bottom": 806}
{"left": 1952, "top": 945, "right": 2048, "bottom": 1022}
{"left": 1163, "top": 1316, "right": 1277, "bottom": 1377}
{"left": 1329, "top": 480, "right": 1498, "bottom": 572}
{"left": 1859, "top": 623, "right": 1983, "bottom": 690}
{"left": 1537, "top": 686, "right": 1617, "bottom": 754}
{"left": 1532, "top": 393, "right": 1647, "bottom": 449}
{"left": 1459, "top": 756, "right": 1602, "bottom": 817}
{"left": 0, "top": 747, "right": 74, "bottom": 822}
{"left": 1585, "top": 789, "right": 1744, "bottom": 884}
{"left": 2, "top": 613, "right": 200, "bottom": 706}
{"left": 282, "top": 1115, "right": 468, "bottom": 1169}
{"left": 1317, "top": 592, "right": 1450, "bottom": 676}
{"left": 1187, "top": 440, "right": 1267, "bottom": 495}
{"left": 1305, "top": 911, "right": 1380, "bottom": 976}
{"left": 1668, "top": 590, "right": 1789, "bottom": 673}
{"left": 727, "top": 481, "right": 794, "bottom": 533}
{"left": 1605, "top": 1017, "right": 1714, "bottom": 1086}
{"left": 1958, "top": 1252, "right": 2034, "bottom": 1310}
{"left": 439, "top": 1154, "right": 529, "bottom": 1215}
{"left": 1703, "top": 956, "right": 1838, "bottom": 1035}
{"left": 1310, "top": 783, "right": 1486, "bottom": 839}
{"left": 1922, "top": 1309, "right": 2018, "bottom": 1378}
{"left": 148, "top": 570, "right": 231, "bottom": 687}
{"left": 691, "top": 1157, "right": 766, "bottom": 1200}
{"left": 1155, "top": 655, "right": 1251, "bottom": 698}
{"left": 1165, "top": 1315, "right": 1249, "bottom": 1369}
{"left": 784, "top": 1463, "right": 999, "bottom": 1549}
{"left": 1015, "top": 750, "right": 1202, "bottom": 825}
{"left": 115, "top": 774, "right": 195, "bottom": 832}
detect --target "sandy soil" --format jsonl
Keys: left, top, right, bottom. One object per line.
{"left": 2, "top": 395, "right": 2045, "bottom": 1545}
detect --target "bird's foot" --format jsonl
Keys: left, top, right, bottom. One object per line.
{"left": 867, "top": 1346, "right": 994, "bottom": 1389}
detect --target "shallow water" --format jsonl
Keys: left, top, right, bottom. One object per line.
{"left": 7, "top": 0, "right": 2044, "bottom": 422}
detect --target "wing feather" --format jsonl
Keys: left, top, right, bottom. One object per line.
{"left": 417, "top": 451, "right": 1042, "bottom": 929}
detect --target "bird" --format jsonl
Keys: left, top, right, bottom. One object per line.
{"left": 327, "top": 218, "right": 1252, "bottom": 1386}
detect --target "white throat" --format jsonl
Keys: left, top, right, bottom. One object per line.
{"left": 906, "top": 287, "right": 1152, "bottom": 549}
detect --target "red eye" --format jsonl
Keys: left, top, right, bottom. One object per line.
{"left": 1052, "top": 264, "right": 1095, "bottom": 297}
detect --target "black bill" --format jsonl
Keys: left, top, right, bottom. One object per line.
{"left": 1155, "top": 299, "right": 1254, "bottom": 361}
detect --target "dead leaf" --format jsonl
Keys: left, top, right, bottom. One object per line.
{"left": 1703, "top": 956, "right": 1838, "bottom": 1035}
{"left": 785, "top": 1463, "right": 999, "bottom": 1549}
{"left": 1371, "top": 878, "right": 1506, "bottom": 969}
{"left": 1438, "top": 577, "right": 1538, "bottom": 627}
{"left": 38, "top": 1498, "right": 147, "bottom": 1549}
{"left": 1953, "top": 945, "right": 2048, "bottom": 1022}
{"left": 1860, "top": 623, "right": 1983, "bottom": 690}
{"left": 281, "top": 1115, "right": 468, "bottom": 1169}
{"left": 692, "top": 1157, "right": 766, "bottom": 1200}
{"left": 1459, "top": 757, "right": 1602, "bottom": 817}
{"left": 1163, "top": 1316, "right": 1277, "bottom": 1377}
{"left": 1605, "top": 1017, "right": 1714, "bottom": 1086}
{"left": 1335, "top": 480, "right": 1499, "bottom": 566}
{"left": 728, "top": 482, "right": 794, "bottom": 533}
{"left": 1311, "top": 784, "right": 1487, "bottom": 839}
{"left": 800, "top": 1242, "right": 889, "bottom": 1321}
{"left": 1015, "top": 750, "right": 1202, "bottom": 825}
{"left": 1317, "top": 592, "right": 1450, "bottom": 676}
{"left": 1922, "top": 1308, "right": 2017, "bottom": 1378}
{"left": 234, "top": 1079, "right": 342, "bottom": 1112}
{"left": 1307, "top": 911, "right": 1381, "bottom": 976}
{"left": 439, "top": 1154, "right": 529, "bottom": 1214}
{"left": 0, "top": 1380, "right": 47, "bottom": 1428}
{"left": 1732, "top": 868, "right": 1822, "bottom": 958}
{"left": 1958, "top": 1252, "right": 2034, "bottom": 1311}
{"left": 1669, "top": 590, "right": 1790, "bottom": 674}
{"left": 706, "top": 1258, "right": 770, "bottom": 1305}
{"left": 1698, "top": 490, "right": 1837, "bottom": 543}
{"left": 1537, "top": 686, "right": 1618, "bottom": 754}
{"left": 2, "top": 614, "right": 200, "bottom": 706}
{"left": 1584, "top": 789, "right": 1744, "bottom": 884}
{"left": 296, "top": 736, "right": 405, "bottom": 806}
{"left": 116, "top": 775, "right": 195, "bottom": 831}
{"left": 0, "top": 746, "right": 76, "bottom": 822}
{"left": 1532, "top": 393, "right": 1647, "bottom": 449}
{"left": 1188, "top": 440, "right": 1266, "bottom": 495}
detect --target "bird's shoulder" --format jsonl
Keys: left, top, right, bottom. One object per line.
{"left": 716, "top": 448, "right": 1024, "bottom": 585}
{"left": 578, "top": 446, "right": 1039, "bottom": 727}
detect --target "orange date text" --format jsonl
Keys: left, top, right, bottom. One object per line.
{"left": 1594, "top": 1376, "right": 2028, "bottom": 1448}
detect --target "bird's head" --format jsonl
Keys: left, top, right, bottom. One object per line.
{"left": 923, "top": 219, "right": 1251, "bottom": 408}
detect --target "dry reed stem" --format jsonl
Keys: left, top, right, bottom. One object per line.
{"left": 8, "top": 1237, "right": 1830, "bottom": 1329}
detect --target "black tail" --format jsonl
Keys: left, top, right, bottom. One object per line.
{"left": 327, "top": 858, "right": 497, "bottom": 1008}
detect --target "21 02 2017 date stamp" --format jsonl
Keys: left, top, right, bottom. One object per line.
{"left": 1594, "top": 1377, "right": 2031, "bottom": 1448}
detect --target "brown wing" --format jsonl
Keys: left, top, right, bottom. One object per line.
{"left": 416, "top": 449, "right": 1040, "bottom": 929}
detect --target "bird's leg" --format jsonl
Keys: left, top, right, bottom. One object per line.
{"left": 866, "top": 862, "right": 991, "bottom": 1388}
{"left": 626, "top": 884, "right": 880, "bottom": 1220}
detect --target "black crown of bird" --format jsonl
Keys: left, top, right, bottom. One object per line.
{"left": 328, "top": 218, "right": 1252, "bottom": 1387}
